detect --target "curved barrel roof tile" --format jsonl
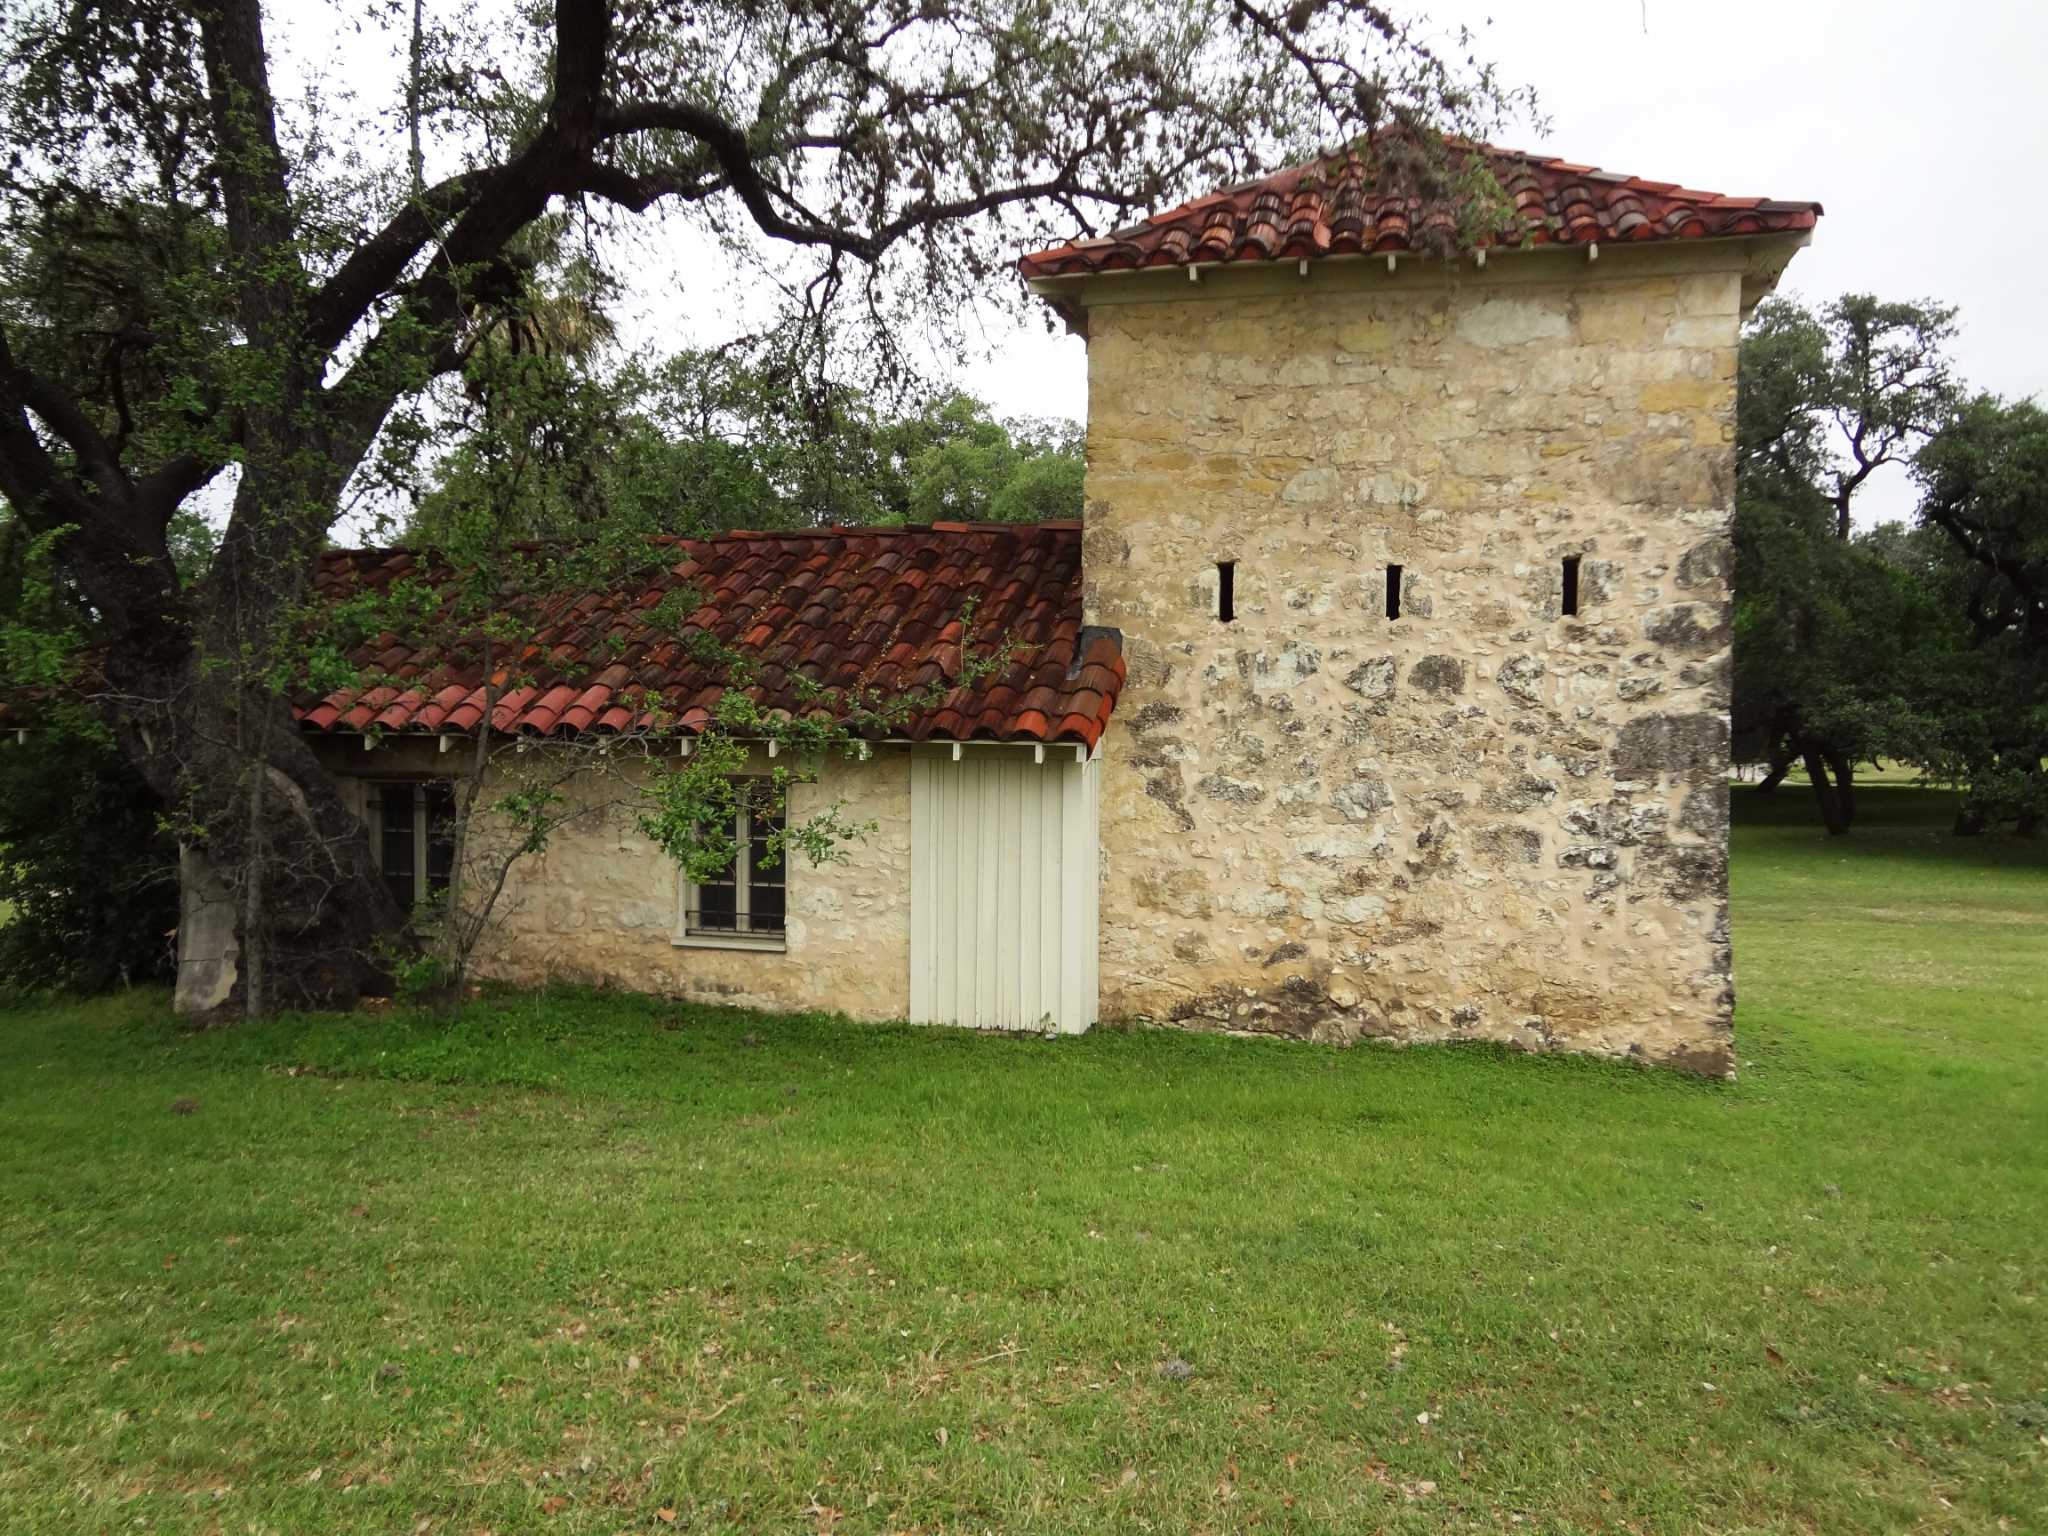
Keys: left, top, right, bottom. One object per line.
{"left": 1020, "top": 138, "right": 1819, "bottom": 279}
{"left": 298, "top": 523, "right": 1123, "bottom": 750}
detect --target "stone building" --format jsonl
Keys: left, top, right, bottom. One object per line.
{"left": 1018, "top": 142, "right": 1819, "bottom": 1073}
{"left": 271, "top": 140, "right": 1818, "bottom": 1074}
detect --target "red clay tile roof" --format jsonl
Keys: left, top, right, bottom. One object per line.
{"left": 297, "top": 523, "right": 1124, "bottom": 749}
{"left": 1019, "top": 139, "right": 1820, "bottom": 278}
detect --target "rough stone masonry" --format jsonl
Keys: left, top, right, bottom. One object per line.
{"left": 1070, "top": 240, "right": 1801, "bottom": 1074}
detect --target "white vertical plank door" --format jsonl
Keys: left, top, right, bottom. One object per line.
{"left": 909, "top": 748, "right": 1099, "bottom": 1034}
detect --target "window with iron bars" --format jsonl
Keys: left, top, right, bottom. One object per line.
{"left": 680, "top": 785, "right": 786, "bottom": 946}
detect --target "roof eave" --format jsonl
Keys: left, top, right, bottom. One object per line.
{"left": 1024, "top": 225, "right": 1817, "bottom": 304}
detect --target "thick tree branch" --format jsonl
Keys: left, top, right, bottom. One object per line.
{"left": 0, "top": 342, "right": 86, "bottom": 531}
{"left": 134, "top": 452, "right": 229, "bottom": 530}
{"left": 307, "top": 169, "right": 494, "bottom": 355}
{"left": 573, "top": 160, "right": 728, "bottom": 212}
{"left": 316, "top": 1, "right": 623, "bottom": 458}
{"left": 596, "top": 100, "right": 879, "bottom": 254}
{"left": 1922, "top": 499, "right": 2045, "bottom": 618}
{"left": 195, "top": 0, "right": 308, "bottom": 340}
{"left": 549, "top": 0, "right": 610, "bottom": 147}
{"left": 0, "top": 321, "right": 130, "bottom": 510}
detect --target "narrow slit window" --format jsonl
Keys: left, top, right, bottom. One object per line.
{"left": 1217, "top": 561, "right": 1236, "bottom": 623}
{"left": 1561, "top": 555, "right": 1582, "bottom": 618}
{"left": 1385, "top": 564, "right": 1404, "bottom": 621}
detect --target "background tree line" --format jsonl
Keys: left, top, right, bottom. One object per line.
{"left": 1733, "top": 294, "right": 2047, "bottom": 836}
{"left": 397, "top": 331, "right": 1087, "bottom": 546}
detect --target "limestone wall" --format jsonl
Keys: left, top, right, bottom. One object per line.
{"left": 1074, "top": 248, "right": 1756, "bottom": 1073}
{"left": 321, "top": 739, "right": 912, "bottom": 1019}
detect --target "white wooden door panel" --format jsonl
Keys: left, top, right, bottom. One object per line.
{"left": 910, "top": 750, "right": 1097, "bottom": 1034}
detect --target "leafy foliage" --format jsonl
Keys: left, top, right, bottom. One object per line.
{"left": 1734, "top": 293, "right": 1971, "bottom": 831}
{"left": 1910, "top": 395, "right": 2048, "bottom": 830}
{"left": 0, "top": 517, "right": 173, "bottom": 991}
{"left": 0, "top": 724, "right": 177, "bottom": 993}
{"left": 1735, "top": 292, "right": 2045, "bottom": 834}
{"left": 400, "top": 336, "right": 1087, "bottom": 544}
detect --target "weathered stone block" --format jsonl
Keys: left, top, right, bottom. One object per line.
{"left": 1457, "top": 295, "right": 1570, "bottom": 347}
{"left": 1496, "top": 655, "right": 1548, "bottom": 706}
{"left": 1332, "top": 777, "right": 1394, "bottom": 822}
{"left": 1409, "top": 655, "right": 1467, "bottom": 695}
{"left": 1612, "top": 713, "right": 1730, "bottom": 786}
{"left": 1643, "top": 602, "right": 1731, "bottom": 654}
{"left": 1343, "top": 656, "right": 1398, "bottom": 701}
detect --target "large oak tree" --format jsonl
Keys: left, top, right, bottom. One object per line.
{"left": 0, "top": 0, "right": 1518, "bottom": 1012}
{"left": 1732, "top": 293, "right": 1960, "bottom": 831}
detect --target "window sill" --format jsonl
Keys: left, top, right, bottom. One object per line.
{"left": 672, "top": 931, "right": 788, "bottom": 954}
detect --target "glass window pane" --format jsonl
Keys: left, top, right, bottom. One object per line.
{"left": 693, "top": 876, "right": 738, "bottom": 932}
{"left": 378, "top": 784, "right": 415, "bottom": 909}
{"left": 749, "top": 814, "right": 785, "bottom": 882}
{"left": 684, "top": 785, "right": 786, "bottom": 939}
{"left": 746, "top": 804, "right": 785, "bottom": 934}
{"left": 748, "top": 878, "right": 785, "bottom": 934}
{"left": 424, "top": 782, "right": 457, "bottom": 895}
{"left": 691, "top": 806, "right": 742, "bottom": 933}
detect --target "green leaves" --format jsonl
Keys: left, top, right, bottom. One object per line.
{"left": 0, "top": 723, "right": 177, "bottom": 993}
{"left": 1909, "top": 395, "right": 2048, "bottom": 829}
{"left": 403, "top": 336, "right": 1087, "bottom": 543}
{"left": 1737, "top": 291, "right": 2046, "bottom": 833}
{"left": 1739, "top": 293, "right": 1960, "bottom": 542}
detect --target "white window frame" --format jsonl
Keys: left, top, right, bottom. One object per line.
{"left": 672, "top": 794, "right": 787, "bottom": 953}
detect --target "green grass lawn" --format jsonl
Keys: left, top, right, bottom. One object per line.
{"left": 2, "top": 787, "right": 2044, "bottom": 1534}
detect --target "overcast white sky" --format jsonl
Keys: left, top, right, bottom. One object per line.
{"left": 922, "top": 0, "right": 2045, "bottom": 527}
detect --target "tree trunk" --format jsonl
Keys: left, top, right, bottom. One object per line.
{"left": 1801, "top": 746, "right": 1850, "bottom": 836}
{"left": 126, "top": 659, "right": 407, "bottom": 1015}
{"left": 1755, "top": 752, "right": 1795, "bottom": 794}
{"left": 1822, "top": 750, "right": 1857, "bottom": 829}
{"left": 2014, "top": 756, "right": 2044, "bottom": 838}
{"left": 91, "top": 450, "right": 412, "bottom": 1016}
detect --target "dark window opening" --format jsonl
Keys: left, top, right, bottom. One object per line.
{"left": 686, "top": 787, "right": 787, "bottom": 938}
{"left": 749, "top": 812, "right": 787, "bottom": 933}
{"left": 1385, "top": 563, "right": 1404, "bottom": 621}
{"left": 1217, "top": 560, "right": 1236, "bottom": 623}
{"left": 378, "top": 780, "right": 460, "bottom": 909}
{"left": 424, "top": 782, "right": 457, "bottom": 895}
{"left": 378, "top": 783, "right": 415, "bottom": 910}
{"left": 1562, "top": 555, "right": 1582, "bottom": 618}
{"left": 693, "top": 863, "right": 738, "bottom": 932}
